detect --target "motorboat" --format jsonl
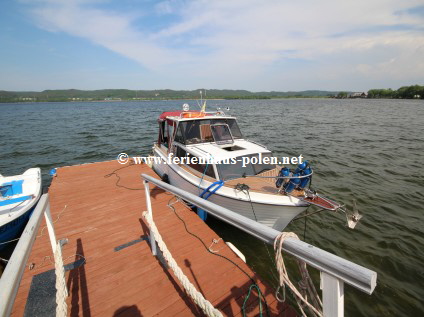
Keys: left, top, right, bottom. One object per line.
{"left": 0, "top": 168, "right": 42, "bottom": 250}
{"left": 151, "top": 103, "right": 359, "bottom": 231}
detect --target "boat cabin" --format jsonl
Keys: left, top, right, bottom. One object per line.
{"left": 156, "top": 111, "right": 277, "bottom": 182}
{"left": 157, "top": 111, "right": 243, "bottom": 148}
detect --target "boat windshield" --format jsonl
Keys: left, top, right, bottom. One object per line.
{"left": 211, "top": 124, "right": 233, "bottom": 145}
{"left": 217, "top": 153, "right": 276, "bottom": 181}
{"left": 178, "top": 119, "right": 242, "bottom": 145}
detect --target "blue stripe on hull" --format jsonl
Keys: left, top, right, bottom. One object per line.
{"left": 0, "top": 206, "right": 35, "bottom": 251}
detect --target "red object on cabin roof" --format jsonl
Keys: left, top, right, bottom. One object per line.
{"left": 158, "top": 111, "right": 184, "bottom": 121}
{"left": 158, "top": 111, "right": 212, "bottom": 121}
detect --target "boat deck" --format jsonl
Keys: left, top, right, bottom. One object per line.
{"left": 11, "top": 160, "right": 296, "bottom": 316}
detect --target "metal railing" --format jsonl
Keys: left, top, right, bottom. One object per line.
{"left": 0, "top": 194, "right": 64, "bottom": 317}
{"left": 142, "top": 174, "right": 377, "bottom": 317}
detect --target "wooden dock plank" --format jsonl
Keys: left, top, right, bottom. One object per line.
{"left": 11, "top": 160, "right": 296, "bottom": 317}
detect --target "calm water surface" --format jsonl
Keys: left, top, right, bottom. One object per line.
{"left": 0, "top": 99, "right": 423, "bottom": 316}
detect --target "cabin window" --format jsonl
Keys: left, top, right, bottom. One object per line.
{"left": 174, "top": 125, "right": 185, "bottom": 144}
{"left": 179, "top": 119, "right": 243, "bottom": 145}
{"left": 213, "top": 119, "right": 242, "bottom": 139}
{"left": 217, "top": 153, "right": 275, "bottom": 181}
{"left": 180, "top": 120, "right": 202, "bottom": 144}
{"left": 217, "top": 159, "right": 255, "bottom": 181}
{"left": 211, "top": 124, "right": 234, "bottom": 144}
{"left": 199, "top": 124, "right": 213, "bottom": 141}
{"left": 168, "top": 123, "right": 175, "bottom": 144}
{"left": 173, "top": 145, "right": 186, "bottom": 159}
{"left": 187, "top": 158, "right": 215, "bottom": 178}
{"left": 226, "top": 119, "right": 242, "bottom": 138}
{"left": 251, "top": 153, "right": 276, "bottom": 174}
{"left": 159, "top": 122, "right": 168, "bottom": 147}
{"left": 174, "top": 144, "right": 216, "bottom": 178}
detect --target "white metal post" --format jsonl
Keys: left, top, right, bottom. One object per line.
{"left": 0, "top": 194, "right": 50, "bottom": 317}
{"left": 321, "top": 272, "right": 344, "bottom": 317}
{"left": 44, "top": 202, "right": 57, "bottom": 254}
{"left": 143, "top": 180, "right": 157, "bottom": 256}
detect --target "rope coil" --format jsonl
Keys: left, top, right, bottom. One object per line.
{"left": 274, "top": 232, "right": 323, "bottom": 317}
{"left": 143, "top": 210, "right": 223, "bottom": 317}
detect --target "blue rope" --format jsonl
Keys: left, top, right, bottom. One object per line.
{"left": 200, "top": 181, "right": 224, "bottom": 200}
{"left": 197, "top": 181, "right": 224, "bottom": 221}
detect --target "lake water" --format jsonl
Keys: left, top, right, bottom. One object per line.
{"left": 0, "top": 99, "right": 423, "bottom": 316}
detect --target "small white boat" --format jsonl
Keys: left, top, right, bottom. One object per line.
{"left": 0, "top": 168, "right": 42, "bottom": 250}
{"left": 151, "top": 103, "right": 357, "bottom": 231}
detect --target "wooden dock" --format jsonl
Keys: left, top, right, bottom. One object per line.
{"left": 11, "top": 160, "right": 296, "bottom": 316}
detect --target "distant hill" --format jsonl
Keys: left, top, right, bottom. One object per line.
{"left": 0, "top": 88, "right": 339, "bottom": 102}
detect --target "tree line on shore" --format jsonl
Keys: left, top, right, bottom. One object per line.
{"left": 0, "top": 89, "right": 336, "bottom": 102}
{"left": 0, "top": 85, "right": 422, "bottom": 102}
{"left": 367, "top": 85, "right": 423, "bottom": 99}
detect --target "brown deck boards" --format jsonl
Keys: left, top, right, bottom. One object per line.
{"left": 11, "top": 160, "right": 296, "bottom": 316}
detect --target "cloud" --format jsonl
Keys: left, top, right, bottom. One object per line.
{"left": 21, "top": 0, "right": 424, "bottom": 90}
{"left": 27, "top": 0, "right": 188, "bottom": 69}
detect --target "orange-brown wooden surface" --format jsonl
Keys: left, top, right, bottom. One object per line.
{"left": 11, "top": 160, "right": 297, "bottom": 316}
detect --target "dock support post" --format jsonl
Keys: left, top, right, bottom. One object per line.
{"left": 143, "top": 180, "right": 157, "bottom": 256}
{"left": 44, "top": 202, "right": 57, "bottom": 254}
{"left": 321, "top": 272, "right": 344, "bottom": 317}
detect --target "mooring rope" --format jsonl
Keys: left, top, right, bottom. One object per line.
{"left": 143, "top": 210, "right": 223, "bottom": 317}
{"left": 37, "top": 205, "right": 67, "bottom": 238}
{"left": 274, "top": 232, "right": 323, "bottom": 317}
{"left": 54, "top": 240, "right": 68, "bottom": 317}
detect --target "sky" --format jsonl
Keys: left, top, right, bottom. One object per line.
{"left": 0, "top": 0, "right": 423, "bottom": 92}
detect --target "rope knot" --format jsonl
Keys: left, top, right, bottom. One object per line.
{"left": 273, "top": 232, "right": 323, "bottom": 317}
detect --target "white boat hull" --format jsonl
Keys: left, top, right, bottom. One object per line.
{"left": 0, "top": 168, "right": 42, "bottom": 250}
{"left": 152, "top": 147, "right": 307, "bottom": 231}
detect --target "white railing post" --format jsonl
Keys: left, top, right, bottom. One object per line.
{"left": 321, "top": 272, "right": 344, "bottom": 317}
{"left": 44, "top": 203, "right": 57, "bottom": 254}
{"left": 143, "top": 180, "right": 157, "bottom": 256}
{"left": 0, "top": 194, "right": 50, "bottom": 317}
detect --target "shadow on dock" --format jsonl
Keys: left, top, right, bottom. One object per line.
{"left": 112, "top": 305, "right": 143, "bottom": 317}
{"left": 67, "top": 238, "right": 91, "bottom": 317}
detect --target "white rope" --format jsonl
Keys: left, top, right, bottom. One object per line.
{"left": 208, "top": 238, "right": 223, "bottom": 253}
{"left": 37, "top": 205, "right": 67, "bottom": 238}
{"left": 143, "top": 210, "right": 223, "bottom": 317}
{"left": 54, "top": 240, "right": 68, "bottom": 317}
{"left": 274, "top": 232, "right": 323, "bottom": 317}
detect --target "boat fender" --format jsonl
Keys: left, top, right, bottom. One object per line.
{"left": 275, "top": 167, "right": 290, "bottom": 188}
{"left": 294, "top": 160, "right": 309, "bottom": 174}
{"left": 298, "top": 167, "right": 312, "bottom": 189}
{"left": 49, "top": 168, "right": 57, "bottom": 177}
{"left": 225, "top": 242, "right": 246, "bottom": 263}
{"left": 283, "top": 173, "right": 301, "bottom": 193}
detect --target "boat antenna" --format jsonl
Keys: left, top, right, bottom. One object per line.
{"left": 197, "top": 89, "right": 207, "bottom": 112}
{"left": 196, "top": 90, "right": 202, "bottom": 110}
{"left": 201, "top": 89, "right": 207, "bottom": 112}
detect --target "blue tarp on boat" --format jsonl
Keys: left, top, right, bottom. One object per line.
{"left": 0, "top": 180, "right": 24, "bottom": 197}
